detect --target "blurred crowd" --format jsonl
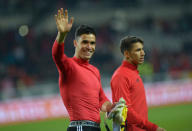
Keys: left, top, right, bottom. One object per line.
{"left": 0, "top": 0, "right": 192, "bottom": 99}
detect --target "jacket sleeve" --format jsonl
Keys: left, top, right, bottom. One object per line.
{"left": 52, "top": 40, "right": 72, "bottom": 75}
{"left": 111, "top": 75, "right": 158, "bottom": 131}
{"left": 99, "top": 85, "right": 110, "bottom": 109}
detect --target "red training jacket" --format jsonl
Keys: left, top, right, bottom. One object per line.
{"left": 52, "top": 41, "right": 109, "bottom": 123}
{"left": 111, "top": 61, "right": 158, "bottom": 131}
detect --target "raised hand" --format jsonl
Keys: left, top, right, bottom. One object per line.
{"left": 54, "top": 8, "right": 74, "bottom": 33}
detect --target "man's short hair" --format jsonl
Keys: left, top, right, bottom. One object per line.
{"left": 75, "top": 25, "right": 96, "bottom": 40}
{"left": 120, "top": 36, "right": 144, "bottom": 54}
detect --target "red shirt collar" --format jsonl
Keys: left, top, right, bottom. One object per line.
{"left": 73, "top": 56, "right": 89, "bottom": 65}
{"left": 122, "top": 60, "right": 138, "bottom": 71}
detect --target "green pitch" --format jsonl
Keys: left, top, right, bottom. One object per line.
{"left": 0, "top": 103, "right": 192, "bottom": 131}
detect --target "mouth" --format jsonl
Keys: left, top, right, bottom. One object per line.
{"left": 84, "top": 50, "right": 93, "bottom": 56}
{"left": 140, "top": 58, "right": 144, "bottom": 61}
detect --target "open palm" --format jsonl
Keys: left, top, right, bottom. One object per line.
{"left": 55, "top": 8, "right": 74, "bottom": 33}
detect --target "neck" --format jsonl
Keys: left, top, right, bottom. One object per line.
{"left": 74, "top": 53, "right": 79, "bottom": 58}
{"left": 74, "top": 54, "right": 89, "bottom": 62}
{"left": 124, "top": 58, "right": 137, "bottom": 66}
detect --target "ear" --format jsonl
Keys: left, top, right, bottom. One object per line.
{"left": 74, "top": 40, "right": 77, "bottom": 47}
{"left": 124, "top": 50, "right": 130, "bottom": 59}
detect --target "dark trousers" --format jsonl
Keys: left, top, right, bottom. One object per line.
{"left": 67, "top": 126, "right": 101, "bottom": 131}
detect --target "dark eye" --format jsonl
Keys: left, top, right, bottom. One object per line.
{"left": 90, "top": 42, "right": 96, "bottom": 45}
{"left": 136, "top": 48, "right": 141, "bottom": 51}
{"left": 82, "top": 40, "right": 89, "bottom": 44}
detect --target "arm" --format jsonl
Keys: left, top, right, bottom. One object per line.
{"left": 111, "top": 75, "right": 159, "bottom": 131}
{"left": 97, "top": 74, "right": 115, "bottom": 112}
{"left": 52, "top": 8, "right": 74, "bottom": 72}
{"left": 99, "top": 85, "right": 113, "bottom": 112}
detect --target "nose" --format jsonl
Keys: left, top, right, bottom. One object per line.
{"left": 87, "top": 43, "right": 92, "bottom": 49}
{"left": 141, "top": 50, "right": 145, "bottom": 56}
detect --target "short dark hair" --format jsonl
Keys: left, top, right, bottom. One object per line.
{"left": 120, "top": 36, "right": 144, "bottom": 54}
{"left": 75, "top": 25, "right": 96, "bottom": 40}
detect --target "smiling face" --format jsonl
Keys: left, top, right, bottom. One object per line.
{"left": 125, "top": 42, "right": 145, "bottom": 65}
{"left": 74, "top": 34, "right": 96, "bottom": 61}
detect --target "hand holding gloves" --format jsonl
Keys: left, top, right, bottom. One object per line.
{"left": 107, "top": 97, "right": 128, "bottom": 124}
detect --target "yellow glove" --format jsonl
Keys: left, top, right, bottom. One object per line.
{"left": 107, "top": 97, "right": 128, "bottom": 125}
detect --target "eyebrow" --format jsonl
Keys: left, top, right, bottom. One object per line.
{"left": 135, "top": 47, "right": 143, "bottom": 51}
{"left": 82, "top": 40, "right": 96, "bottom": 44}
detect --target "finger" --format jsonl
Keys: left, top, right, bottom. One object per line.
{"left": 54, "top": 14, "right": 58, "bottom": 23}
{"left": 61, "top": 8, "right": 64, "bottom": 19}
{"left": 69, "top": 17, "right": 74, "bottom": 25}
{"left": 64, "top": 9, "right": 68, "bottom": 19}
{"left": 58, "top": 9, "right": 61, "bottom": 19}
{"left": 115, "top": 103, "right": 125, "bottom": 108}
